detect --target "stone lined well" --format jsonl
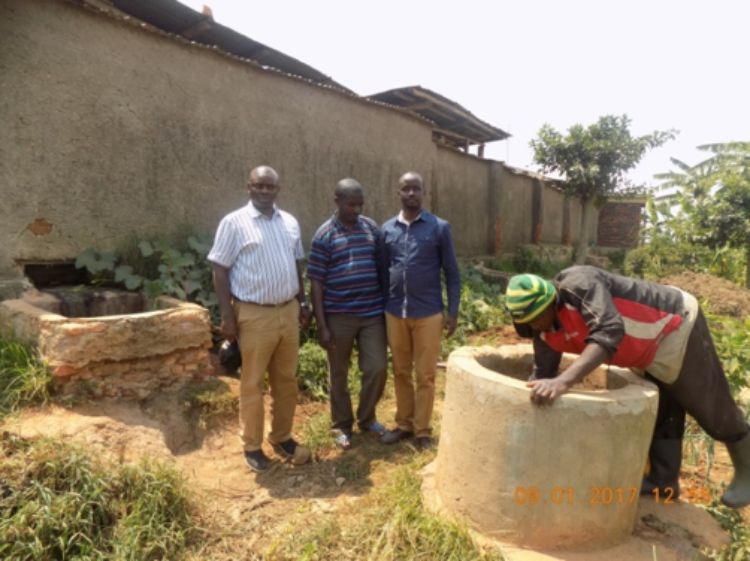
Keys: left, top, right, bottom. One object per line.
{"left": 0, "top": 288, "right": 213, "bottom": 399}
{"left": 431, "top": 344, "right": 658, "bottom": 551}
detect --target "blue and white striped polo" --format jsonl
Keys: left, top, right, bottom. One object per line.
{"left": 307, "top": 215, "right": 384, "bottom": 317}
{"left": 208, "top": 202, "right": 304, "bottom": 304}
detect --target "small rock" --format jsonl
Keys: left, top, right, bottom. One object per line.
{"left": 335, "top": 477, "right": 345, "bottom": 487}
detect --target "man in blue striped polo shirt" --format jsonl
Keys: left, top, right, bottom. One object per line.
{"left": 308, "top": 178, "right": 387, "bottom": 450}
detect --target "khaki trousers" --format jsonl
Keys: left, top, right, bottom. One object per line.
{"left": 235, "top": 300, "right": 299, "bottom": 451}
{"left": 386, "top": 312, "right": 443, "bottom": 437}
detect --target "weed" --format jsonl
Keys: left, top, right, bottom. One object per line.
{"left": 297, "top": 341, "right": 329, "bottom": 401}
{"left": 183, "top": 377, "right": 238, "bottom": 428}
{"left": 0, "top": 434, "right": 201, "bottom": 561}
{"left": 334, "top": 455, "right": 367, "bottom": 482}
{"left": 300, "top": 411, "right": 335, "bottom": 456}
{"left": 702, "top": 503, "right": 750, "bottom": 561}
{"left": 0, "top": 337, "right": 52, "bottom": 419}
{"left": 265, "top": 456, "right": 504, "bottom": 560}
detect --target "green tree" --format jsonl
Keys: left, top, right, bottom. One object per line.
{"left": 656, "top": 142, "right": 750, "bottom": 287}
{"left": 531, "top": 115, "right": 675, "bottom": 264}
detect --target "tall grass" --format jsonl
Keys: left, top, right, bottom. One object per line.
{"left": 264, "top": 457, "right": 504, "bottom": 561}
{"left": 0, "top": 434, "right": 201, "bottom": 561}
{"left": 0, "top": 336, "right": 52, "bottom": 418}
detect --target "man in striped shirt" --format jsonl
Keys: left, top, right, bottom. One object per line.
{"left": 208, "top": 165, "right": 312, "bottom": 473}
{"left": 308, "top": 178, "right": 387, "bottom": 450}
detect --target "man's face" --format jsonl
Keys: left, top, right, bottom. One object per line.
{"left": 527, "top": 305, "right": 556, "bottom": 332}
{"left": 399, "top": 178, "right": 423, "bottom": 211}
{"left": 248, "top": 173, "right": 280, "bottom": 210}
{"left": 336, "top": 193, "right": 364, "bottom": 224}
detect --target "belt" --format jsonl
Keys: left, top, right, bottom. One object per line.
{"left": 235, "top": 298, "right": 295, "bottom": 308}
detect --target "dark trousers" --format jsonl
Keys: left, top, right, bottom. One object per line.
{"left": 326, "top": 313, "right": 387, "bottom": 432}
{"left": 648, "top": 310, "right": 748, "bottom": 444}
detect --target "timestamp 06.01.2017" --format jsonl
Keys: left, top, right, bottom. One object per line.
{"left": 511, "top": 485, "right": 691, "bottom": 506}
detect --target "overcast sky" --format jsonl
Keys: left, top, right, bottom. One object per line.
{"left": 179, "top": 0, "right": 748, "bottom": 188}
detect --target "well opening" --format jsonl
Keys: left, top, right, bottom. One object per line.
{"left": 475, "top": 352, "right": 628, "bottom": 390}
{"left": 40, "top": 287, "right": 147, "bottom": 318}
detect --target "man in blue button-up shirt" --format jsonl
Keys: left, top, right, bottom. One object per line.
{"left": 380, "top": 171, "right": 460, "bottom": 450}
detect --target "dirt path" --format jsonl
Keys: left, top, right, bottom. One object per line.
{"left": 2, "top": 356, "right": 745, "bottom": 559}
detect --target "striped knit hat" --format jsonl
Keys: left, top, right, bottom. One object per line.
{"left": 505, "top": 274, "right": 557, "bottom": 323}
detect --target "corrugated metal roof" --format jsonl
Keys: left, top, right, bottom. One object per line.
{"left": 369, "top": 86, "right": 510, "bottom": 145}
{"left": 111, "top": 0, "right": 352, "bottom": 92}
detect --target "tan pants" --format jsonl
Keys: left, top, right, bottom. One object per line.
{"left": 386, "top": 312, "right": 443, "bottom": 438}
{"left": 235, "top": 300, "right": 299, "bottom": 451}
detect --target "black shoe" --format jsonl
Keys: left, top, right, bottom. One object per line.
{"left": 415, "top": 436, "right": 433, "bottom": 451}
{"left": 381, "top": 427, "right": 414, "bottom": 445}
{"left": 244, "top": 449, "right": 270, "bottom": 473}
{"left": 271, "top": 438, "right": 311, "bottom": 465}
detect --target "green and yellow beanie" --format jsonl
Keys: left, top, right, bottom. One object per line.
{"left": 505, "top": 274, "right": 557, "bottom": 323}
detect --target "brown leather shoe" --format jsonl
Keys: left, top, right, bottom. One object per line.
{"left": 415, "top": 436, "right": 433, "bottom": 451}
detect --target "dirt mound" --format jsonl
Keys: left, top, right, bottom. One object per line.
{"left": 659, "top": 272, "right": 750, "bottom": 318}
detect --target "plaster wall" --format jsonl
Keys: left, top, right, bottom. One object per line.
{"left": 0, "top": 0, "right": 436, "bottom": 281}
{"left": 432, "top": 147, "right": 492, "bottom": 255}
{"left": 1, "top": 0, "right": 594, "bottom": 288}
{"left": 539, "top": 184, "right": 565, "bottom": 244}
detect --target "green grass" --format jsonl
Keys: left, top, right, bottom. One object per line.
{"left": 300, "top": 411, "right": 335, "bottom": 456}
{"left": 702, "top": 503, "right": 750, "bottom": 561}
{"left": 0, "top": 336, "right": 52, "bottom": 419}
{"left": 0, "top": 434, "right": 202, "bottom": 561}
{"left": 182, "top": 377, "right": 238, "bottom": 428}
{"left": 264, "top": 456, "right": 504, "bottom": 561}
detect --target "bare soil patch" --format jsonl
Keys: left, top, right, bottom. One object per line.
{"left": 1, "top": 368, "right": 745, "bottom": 559}
{"left": 660, "top": 272, "right": 750, "bottom": 318}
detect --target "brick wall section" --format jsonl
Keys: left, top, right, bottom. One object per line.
{"left": 597, "top": 201, "right": 644, "bottom": 248}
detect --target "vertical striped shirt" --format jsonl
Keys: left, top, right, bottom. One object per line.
{"left": 208, "top": 202, "right": 304, "bottom": 304}
{"left": 307, "top": 215, "right": 384, "bottom": 317}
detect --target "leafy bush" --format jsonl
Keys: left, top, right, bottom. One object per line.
{"left": 444, "top": 267, "right": 509, "bottom": 355}
{"left": 0, "top": 337, "right": 52, "bottom": 419}
{"left": 0, "top": 434, "right": 201, "bottom": 561}
{"left": 707, "top": 313, "right": 750, "bottom": 397}
{"left": 76, "top": 234, "right": 219, "bottom": 322}
{"left": 297, "top": 341, "right": 329, "bottom": 401}
{"left": 511, "top": 246, "right": 572, "bottom": 278}
{"left": 624, "top": 243, "right": 745, "bottom": 283}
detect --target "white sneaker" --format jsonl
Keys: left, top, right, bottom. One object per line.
{"left": 332, "top": 429, "right": 352, "bottom": 450}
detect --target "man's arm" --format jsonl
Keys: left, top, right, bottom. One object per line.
{"left": 212, "top": 263, "right": 237, "bottom": 341}
{"left": 526, "top": 342, "right": 609, "bottom": 405}
{"left": 296, "top": 260, "right": 311, "bottom": 329}
{"left": 439, "top": 222, "right": 460, "bottom": 336}
{"left": 379, "top": 224, "right": 391, "bottom": 300}
{"left": 311, "top": 278, "right": 333, "bottom": 350}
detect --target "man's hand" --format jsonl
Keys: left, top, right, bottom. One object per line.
{"left": 220, "top": 314, "right": 239, "bottom": 342}
{"left": 299, "top": 304, "right": 312, "bottom": 329}
{"left": 317, "top": 325, "right": 335, "bottom": 351}
{"left": 526, "top": 377, "right": 571, "bottom": 406}
{"left": 444, "top": 315, "right": 458, "bottom": 337}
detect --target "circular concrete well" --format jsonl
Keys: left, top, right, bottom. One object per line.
{"left": 432, "top": 344, "right": 658, "bottom": 550}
